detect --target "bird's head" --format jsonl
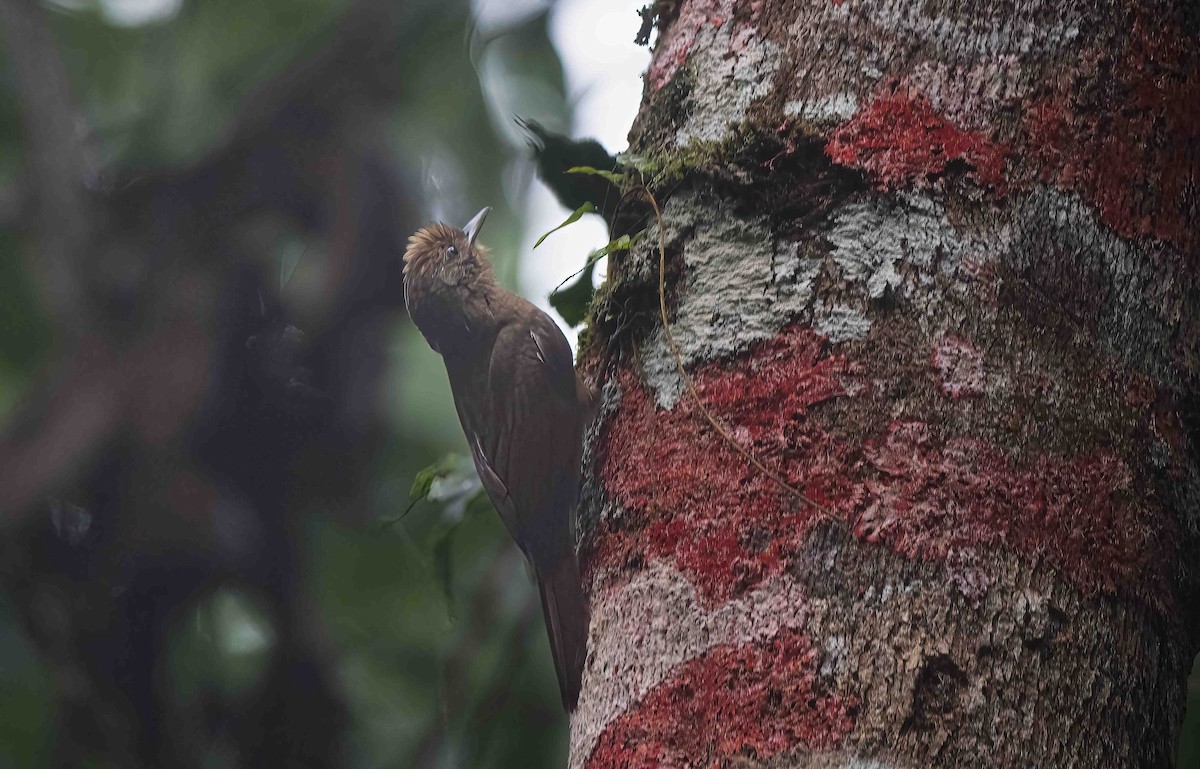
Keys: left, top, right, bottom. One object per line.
{"left": 403, "top": 207, "right": 494, "bottom": 301}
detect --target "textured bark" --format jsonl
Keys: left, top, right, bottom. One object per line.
{"left": 572, "top": 0, "right": 1199, "bottom": 767}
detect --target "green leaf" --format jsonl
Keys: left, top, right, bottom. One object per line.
{"left": 547, "top": 230, "right": 642, "bottom": 326}
{"left": 409, "top": 454, "right": 458, "bottom": 505}
{"left": 595, "top": 232, "right": 639, "bottom": 257}
{"left": 566, "top": 165, "right": 626, "bottom": 185}
{"left": 549, "top": 260, "right": 597, "bottom": 327}
{"left": 379, "top": 455, "right": 459, "bottom": 529}
{"left": 533, "top": 202, "right": 594, "bottom": 249}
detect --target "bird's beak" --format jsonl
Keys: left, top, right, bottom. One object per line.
{"left": 463, "top": 206, "right": 492, "bottom": 251}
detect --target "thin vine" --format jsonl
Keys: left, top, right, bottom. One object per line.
{"left": 633, "top": 185, "right": 832, "bottom": 518}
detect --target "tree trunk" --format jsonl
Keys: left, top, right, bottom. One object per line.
{"left": 572, "top": 1, "right": 1199, "bottom": 767}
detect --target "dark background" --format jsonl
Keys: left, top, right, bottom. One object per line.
{"left": 0, "top": 0, "right": 588, "bottom": 766}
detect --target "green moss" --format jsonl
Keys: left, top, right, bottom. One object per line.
{"left": 646, "top": 133, "right": 747, "bottom": 189}
{"left": 630, "top": 120, "right": 814, "bottom": 192}
{"left": 578, "top": 120, "right": 855, "bottom": 350}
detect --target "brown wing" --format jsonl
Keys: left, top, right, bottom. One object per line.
{"left": 467, "top": 310, "right": 583, "bottom": 571}
{"left": 472, "top": 310, "right": 590, "bottom": 709}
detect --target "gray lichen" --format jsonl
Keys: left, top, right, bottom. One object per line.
{"left": 825, "top": 193, "right": 984, "bottom": 301}
{"left": 638, "top": 191, "right": 818, "bottom": 408}
{"left": 675, "top": 21, "right": 783, "bottom": 146}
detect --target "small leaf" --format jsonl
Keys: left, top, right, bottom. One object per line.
{"left": 534, "top": 202, "right": 595, "bottom": 249}
{"left": 546, "top": 229, "right": 643, "bottom": 326}
{"left": 379, "top": 455, "right": 458, "bottom": 529}
{"left": 549, "top": 259, "right": 597, "bottom": 327}
{"left": 566, "top": 166, "right": 626, "bottom": 185}
{"left": 594, "top": 232, "right": 640, "bottom": 258}
{"left": 410, "top": 455, "right": 458, "bottom": 503}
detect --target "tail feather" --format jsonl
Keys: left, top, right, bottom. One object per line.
{"left": 537, "top": 554, "right": 589, "bottom": 711}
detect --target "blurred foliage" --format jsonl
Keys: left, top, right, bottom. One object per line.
{"left": 0, "top": 232, "right": 52, "bottom": 416}
{"left": 0, "top": 0, "right": 578, "bottom": 766}
{"left": 49, "top": 0, "right": 351, "bottom": 169}
{"left": 517, "top": 118, "right": 618, "bottom": 218}
{"left": 0, "top": 594, "right": 56, "bottom": 768}
{"left": 548, "top": 258, "right": 596, "bottom": 328}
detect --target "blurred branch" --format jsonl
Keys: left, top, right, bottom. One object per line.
{"left": 0, "top": 322, "right": 211, "bottom": 526}
{"left": 0, "top": 0, "right": 92, "bottom": 330}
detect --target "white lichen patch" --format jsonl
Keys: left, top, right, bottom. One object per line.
{"left": 862, "top": 0, "right": 1081, "bottom": 58}
{"left": 784, "top": 93, "right": 860, "bottom": 123}
{"left": 787, "top": 0, "right": 1082, "bottom": 64}
{"left": 638, "top": 192, "right": 992, "bottom": 408}
{"left": 569, "top": 563, "right": 812, "bottom": 769}
{"left": 821, "top": 634, "right": 848, "bottom": 677}
{"left": 781, "top": 0, "right": 1084, "bottom": 139}
{"left": 632, "top": 180, "right": 1186, "bottom": 415}
{"left": 910, "top": 55, "right": 1030, "bottom": 132}
{"left": 817, "top": 187, "right": 1191, "bottom": 386}
{"left": 639, "top": 192, "right": 818, "bottom": 408}
{"left": 675, "top": 19, "right": 783, "bottom": 145}
{"left": 817, "top": 305, "right": 874, "bottom": 343}
{"left": 826, "top": 193, "right": 988, "bottom": 301}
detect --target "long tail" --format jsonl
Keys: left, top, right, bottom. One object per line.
{"left": 536, "top": 553, "right": 590, "bottom": 711}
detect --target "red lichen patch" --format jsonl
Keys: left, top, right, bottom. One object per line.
{"left": 588, "top": 325, "right": 853, "bottom": 603}
{"left": 856, "top": 421, "right": 1171, "bottom": 605}
{"left": 930, "top": 334, "right": 985, "bottom": 398}
{"left": 1021, "top": 11, "right": 1199, "bottom": 252}
{"left": 826, "top": 87, "right": 1011, "bottom": 193}
{"left": 588, "top": 324, "right": 1175, "bottom": 613}
{"left": 647, "top": 0, "right": 734, "bottom": 91}
{"left": 587, "top": 628, "right": 857, "bottom": 769}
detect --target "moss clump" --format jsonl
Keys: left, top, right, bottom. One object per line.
{"left": 577, "top": 119, "right": 863, "bottom": 363}
{"left": 627, "top": 120, "right": 834, "bottom": 196}
{"left": 643, "top": 128, "right": 765, "bottom": 189}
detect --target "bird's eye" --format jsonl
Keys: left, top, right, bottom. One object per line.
{"left": 446, "top": 245, "right": 458, "bottom": 257}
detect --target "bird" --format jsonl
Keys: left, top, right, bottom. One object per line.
{"left": 402, "top": 206, "right": 591, "bottom": 711}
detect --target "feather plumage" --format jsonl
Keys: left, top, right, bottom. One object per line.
{"left": 403, "top": 213, "right": 590, "bottom": 710}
